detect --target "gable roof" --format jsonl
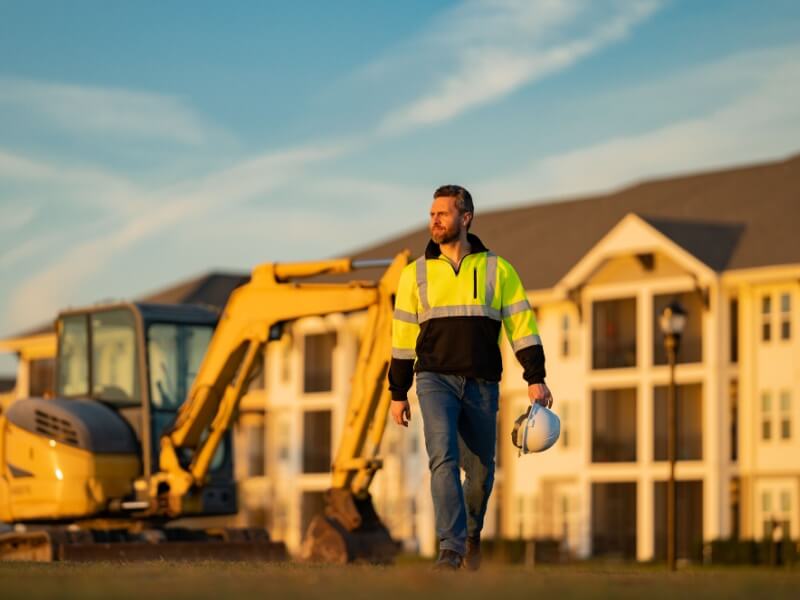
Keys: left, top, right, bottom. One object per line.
{"left": 639, "top": 217, "right": 745, "bottom": 272}
{"left": 349, "top": 152, "right": 800, "bottom": 290}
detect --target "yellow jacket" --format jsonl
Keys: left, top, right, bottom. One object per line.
{"left": 388, "top": 234, "right": 545, "bottom": 400}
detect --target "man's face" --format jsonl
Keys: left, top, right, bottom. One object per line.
{"left": 429, "top": 196, "right": 470, "bottom": 244}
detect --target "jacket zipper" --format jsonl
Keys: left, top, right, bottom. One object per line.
{"left": 473, "top": 268, "right": 477, "bottom": 299}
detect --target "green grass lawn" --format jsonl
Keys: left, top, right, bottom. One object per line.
{"left": 2, "top": 561, "right": 799, "bottom": 600}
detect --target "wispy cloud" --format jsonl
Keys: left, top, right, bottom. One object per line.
{"left": 0, "top": 203, "right": 36, "bottom": 233}
{"left": 477, "top": 44, "right": 800, "bottom": 204}
{"left": 378, "top": 0, "right": 663, "bottom": 134}
{"left": 0, "top": 148, "right": 141, "bottom": 214}
{"left": 4, "top": 138, "right": 356, "bottom": 330}
{"left": 0, "top": 78, "right": 224, "bottom": 145}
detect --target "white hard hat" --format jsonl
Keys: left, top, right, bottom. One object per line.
{"left": 512, "top": 403, "right": 560, "bottom": 454}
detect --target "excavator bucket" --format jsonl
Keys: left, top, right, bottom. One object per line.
{"left": 300, "top": 488, "right": 400, "bottom": 564}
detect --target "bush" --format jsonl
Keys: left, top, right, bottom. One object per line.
{"left": 481, "top": 538, "right": 562, "bottom": 564}
{"left": 705, "top": 538, "right": 800, "bottom": 566}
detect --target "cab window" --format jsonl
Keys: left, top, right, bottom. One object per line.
{"left": 57, "top": 315, "right": 89, "bottom": 396}
{"left": 91, "top": 309, "right": 140, "bottom": 406}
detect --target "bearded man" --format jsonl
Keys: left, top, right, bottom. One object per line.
{"left": 388, "top": 184, "right": 553, "bottom": 571}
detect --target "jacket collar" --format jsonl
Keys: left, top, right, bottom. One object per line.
{"left": 424, "top": 233, "right": 489, "bottom": 259}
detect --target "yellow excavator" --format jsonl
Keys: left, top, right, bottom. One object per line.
{"left": 0, "top": 252, "right": 409, "bottom": 562}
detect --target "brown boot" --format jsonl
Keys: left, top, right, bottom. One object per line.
{"left": 464, "top": 536, "right": 481, "bottom": 571}
{"left": 433, "top": 549, "right": 463, "bottom": 571}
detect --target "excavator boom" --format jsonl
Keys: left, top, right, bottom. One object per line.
{"left": 148, "top": 252, "right": 409, "bottom": 562}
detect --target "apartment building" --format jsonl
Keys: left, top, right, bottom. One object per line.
{"left": 347, "top": 153, "right": 800, "bottom": 560}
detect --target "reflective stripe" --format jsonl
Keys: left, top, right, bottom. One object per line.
{"left": 485, "top": 252, "right": 497, "bottom": 308}
{"left": 393, "top": 308, "right": 418, "bottom": 324}
{"left": 511, "top": 334, "right": 542, "bottom": 352}
{"left": 415, "top": 256, "right": 430, "bottom": 312}
{"left": 419, "top": 304, "right": 501, "bottom": 323}
{"left": 392, "top": 348, "right": 416, "bottom": 360}
{"left": 501, "top": 299, "right": 531, "bottom": 319}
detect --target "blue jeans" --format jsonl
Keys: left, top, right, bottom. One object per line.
{"left": 415, "top": 371, "right": 499, "bottom": 556}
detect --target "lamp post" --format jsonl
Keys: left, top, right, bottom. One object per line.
{"left": 660, "top": 299, "right": 687, "bottom": 572}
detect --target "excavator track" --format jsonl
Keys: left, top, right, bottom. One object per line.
{"left": 0, "top": 527, "right": 287, "bottom": 562}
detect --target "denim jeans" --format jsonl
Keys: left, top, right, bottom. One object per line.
{"left": 415, "top": 371, "right": 499, "bottom": 556}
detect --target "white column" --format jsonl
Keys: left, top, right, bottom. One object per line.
{"left": 738, "top": 283, "right": 755, "bottom": 538}
{"left": 704, "top": 279, "right": 724, "bottom": 542}
{"left": 638, "top": 473, "right": 654, "bottom": 560}
{"left": 637, "top": 286, "right": 654, "bottom": 560}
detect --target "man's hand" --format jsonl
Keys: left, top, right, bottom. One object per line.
{"left": 391, "top": 400, "right": 411, "bottom": 427}
{"left": 528, "top": 383, "right": 553, "bottom": 408}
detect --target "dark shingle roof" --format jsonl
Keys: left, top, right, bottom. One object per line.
{"left": 5, "top": 272, "right": 248, "bottom": 340}
{"left": 349, "top": 153, "right": 800, "bottom": 289}
{"left": 138, "top": 272, "right": 249, "bottom": 308}
{"left": 639, "top": 217, "right": 746, "bottom": 272}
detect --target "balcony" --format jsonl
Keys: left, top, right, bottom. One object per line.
{"left": 653, "top": 383, "right": 703, "bottom": 461}
{"left": 592, "top": 388, "right": 637, "bottom": 462}
{"left": 592, "top": 298, "right": 637, "bottom": 369}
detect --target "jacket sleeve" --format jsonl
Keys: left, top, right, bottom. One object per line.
{"left": 388, "top": 262, "right": 420, "bottom": 400}
{"left": 499, "top": 258, "right": 546, "bottom": 384}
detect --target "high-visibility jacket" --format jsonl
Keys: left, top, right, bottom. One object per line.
{"left": 388, "top": 233, "right": 546, "bottom": 400}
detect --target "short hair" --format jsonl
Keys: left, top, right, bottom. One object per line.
{"left": 434, "top": 185, "right": 474, "bottom": 229}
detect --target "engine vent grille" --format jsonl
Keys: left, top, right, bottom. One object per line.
{"left": 34, "top": 409, "right": 79, "bottom": 446}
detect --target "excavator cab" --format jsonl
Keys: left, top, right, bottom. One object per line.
{"left": 0, "top": 303, "right": 236, "bottom": 523}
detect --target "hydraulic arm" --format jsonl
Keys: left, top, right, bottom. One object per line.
{"left": 146, "top": 252, "right": 409, "bottom": 562}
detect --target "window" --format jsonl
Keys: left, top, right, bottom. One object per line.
{"left": 762, "top": 489, "right": 791, "bottom": 540}
{"left": 561, "top": 314, "right": 570, "bottom": 358}
{"left": 653, "top": 383, "right": 703, "bottom": 461}
{"left": 762, "top": 490, "right": 772, "bottom": 513}
{"left": 29, "top": 358, "right": 55, "bottom": 398}
{"left": 591, "top": 482, "right": 637, "bottom": 559}
{"left": 654, "top": 480, "right": 703, "bottom": 561}
{"left": 560, "top": 403, "right": 571, "bottom": 449}
{"left": 653, "top": 292, "right": 703, "bottom": 364}
{"left": 780, "top": 293, "right": 791, "bottom": 340}
{"left": 781, "top": 490, "right": 791, "bottom": 513}
{"left": 592, "top": 298, "right": 636, "bottom": 369}
{"left": 91, "top": 309, "right": 139, "bottom": 406}
{"left": 780, "top": 391, "right": 792, "bottom": 440}
{"left": 761, "top": 392, "right": 772, "bottom": 441}
{"left": 147, "top": 323, "right": 213, "bottom": 410}
{"left": 729, "top": 298, "right": 738, "bottom": 363}
{"left": 762, "top": 295, "right": 772, "bottom": 342}
{"left": 303, "top": 332, "right": 336, "bottom": 393}
{"left": 591, "top": 388, "right": 636, "bottom": 462}
{"left": 57, "top": 315, "right": 89, "bottom": 396}
{"left": 240, "top": 416, "right": 265, "bottom": 477}
{"left": 302, "top": 410, "right": 332, "bottom": 473}
{"left": 730, "top": 380, "right": 738, "bottom": 462}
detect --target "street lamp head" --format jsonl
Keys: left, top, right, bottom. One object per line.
{"left": 660, "top": 298, "right": 688, "bottom": 337}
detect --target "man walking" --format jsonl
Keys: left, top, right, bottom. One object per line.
{"left": 389, "top": 185, "right": 553, "bottom": 571}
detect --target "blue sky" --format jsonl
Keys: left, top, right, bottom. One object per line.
{"left": 1, "top": 0, "right": 799, "bottom": 375}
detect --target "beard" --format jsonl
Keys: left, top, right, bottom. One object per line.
{"left": 430, "top": 221, "right": 462, "bottom": 245}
